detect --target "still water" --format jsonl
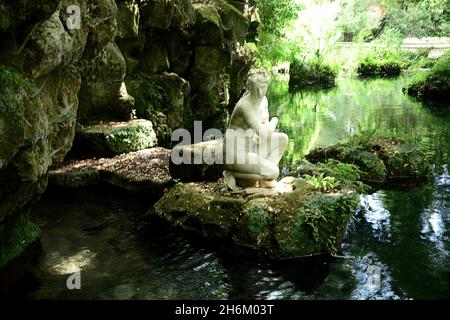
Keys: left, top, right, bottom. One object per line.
{"left": 13, "top": 77, "right": 450, "bottom": 299}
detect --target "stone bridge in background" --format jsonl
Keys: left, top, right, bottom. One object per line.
{"left": 337, "top": 37, "right": 450, "bottom": 58}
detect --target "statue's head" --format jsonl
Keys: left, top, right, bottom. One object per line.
{"left": 246, "top": 68, "right": 270, "bottom": 97}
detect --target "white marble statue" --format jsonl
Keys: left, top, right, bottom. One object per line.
{"left": 223, "top": 69, "right": 288, "bottom": 191}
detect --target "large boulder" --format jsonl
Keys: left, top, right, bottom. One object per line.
{"left": 71, "top": 119, "right": 158, "bottom": 157}
{"left": 139, "top": 42, "right": 170, "bottom": 75}
{"left": 83, "top": 0, "right": 118, "bottom": 60}
{"left": 148, "top": 73, "right": 191, "bottom": 129}
{"left": 139, "top": 0, "right": 194, "bottom": 29}
{"left": 116, "top": 0, "right": 140, "bottom": 40}
{"left": 78, "top": 42, "right": 134, "bottom": 123}
{"left": 194, "top": 46, "right": 231, "bottom": 74}
{"left": 153, "top": 181, "right": 359, "bottom": 259}
{"left": 218, "top": 2, "right": 249, "bottom": 45}
{"left": 23, "top": 9, "right": 87, "bottom": 79}
{"left": 193, "top": 4, "right": 223, "bottom": 46}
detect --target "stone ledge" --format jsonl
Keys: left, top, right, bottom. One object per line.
{"left": 71, "top": 119, "right": 158, "bottom": 158}
{"left": 49, "top": 147, "right": 172, "bottom": 193}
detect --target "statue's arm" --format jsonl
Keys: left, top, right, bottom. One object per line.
{"left": 260, "top": 97, "right": 269, "bottom": 124}
{"left": 243, "top": 109, "right": 268, "bottom": 136}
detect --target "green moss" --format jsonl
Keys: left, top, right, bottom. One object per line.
{"left": 0, "top": 65, "right": 29, "bottom": 123}
{"left": 380, "top": 143, "right": 431, "bottom": 179}
{"left": 155, "top": 183, "right": 245, "bottom": 230}
{"left": 0, "top": 12, "right": 11, "bottom": 31}
{"left": 106, "top": 123, "right": 157, "bottom": 154}
{"left": 242, "top": 202, "right": 272, "bottom": 238}
{"left": 275, "top": 192, "right": 358, "bottom": 257}
{"left": 0, "top": 209, "right": 41, "bottom": 270}
{"left": 131, "top": 73, "right": 165, "bottom": 118}
{"left": 155, "top": 182, "right": 360, "bottom": 259}
{"left": 351, "top": 151, "right": 387, "bottom": 184}
{"left": 306, "top": 136, "right": 429, "bottom": 186}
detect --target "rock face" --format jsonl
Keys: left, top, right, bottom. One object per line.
{"left": 0, "top": 0, "right": 258, "bottom": 271}
{"left": 49, "top": 148, "right": 172, "bottom": 193}
{"left": 71, "top": 119, "right": 158, "bottom": 157}
{"left": 0, "top": 0, "right": 128, "bottom": 271}
{"left": 153, "top": 181, "right": 359, "bottom": 259}
{"left": 111, "top": 0, "right": 257, "bottom": 136}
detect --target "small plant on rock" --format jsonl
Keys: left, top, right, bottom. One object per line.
{"left": 304, "top": 173, "right": 339, "bottom": 192}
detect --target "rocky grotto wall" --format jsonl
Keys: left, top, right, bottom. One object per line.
{"left": 0, "top": 0, "right": 258, "bottom": 271}
{"left": 76, "top": 0, "right": 258, "bottom": 146}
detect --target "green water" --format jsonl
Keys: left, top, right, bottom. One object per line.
{"left": 10, "top": 77, "right": 450, "bottom": 300}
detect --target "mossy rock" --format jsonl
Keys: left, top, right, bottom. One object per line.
{"left": 194, "top": 46, "right": 231, "bottom": 73}
{"left": 273, "top": 192, "right": 359, "bottom": 258}
{"left": 153, "top": 181, "right": 359, "bottom": 259}
{"left": 154, "top": 183, "right": 245, "bottom": 240}
{"left": 193, "top": 4, "right": 224, "bottom": 46}
{"left": 0, "top": 209, "right": 41, "bottom": 271}
{"left": 0, "top": 65, "right": 28, "bottom": 164}
{"left": 72, "top": 119, "right": 158, "bottom": 158}
{"left": 350, "top": 151, "right": 387, "bottom": 184}
{"left": 305, "top": 138, "right": 430, "bottom": 186}
{"left": 378, "top": 143, "right": 430, "bottom": 179}
{"left": 218, "top": 2, "right": 249, "bottom": 45}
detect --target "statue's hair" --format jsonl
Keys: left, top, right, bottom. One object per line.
{"left": 246, "top": 68, "right": 270, "bottom": 91}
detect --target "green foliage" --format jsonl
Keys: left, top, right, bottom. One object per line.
{"left": 337, "top": 0, "right": 449, "bottom": 40}
{"left": 303, "top": 173, "right": 340, "bottom": 192}
{"left": 253, "top": 0, "right": 302, "bottom": 67}
{"left": 289, "top": 57, "right": 337, "bottom": 91}
{"left": 404, "top": 52, "right": 450, "bottom": 103}
{"left": 0, "top": 12, "right": 11, "bottom": 31}
{"left": 320, "top": 160, "right": 366, "bottom": 188}
{"left": 348, "top": 123, "right": 378, "bottom": 149}
{"left": 0, "top": 65, "right": 30, "bottom": 125}
{"left": 356, "top": 46, "right": 438, "bottom": 78}
{"left": 255, "top": 0, "right": 301, "bottom": 36}
{"left": 383, "top": 0, "right": 450, "bottom": 37}
{"left": 357, "top": 48, "right": 403, "bottom": 78}
{"left": 134, "top": 73, "right": 165, "bottom": 118}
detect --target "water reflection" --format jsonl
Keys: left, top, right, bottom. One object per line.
{"left": 360, "top": 194, "right": 392, "bottom": 241}
{"left": 11, "top": 77, "right": 450, "bottom": 300}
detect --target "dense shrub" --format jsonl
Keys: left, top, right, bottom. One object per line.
{"left": 404, "top": 53, "right": 450, "bottom": 104}
{"left": 289, "top": 59, "right": 337, "bottom": 91}
{"left": 357, "top": 52, "right": 402, "bottom": 78}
